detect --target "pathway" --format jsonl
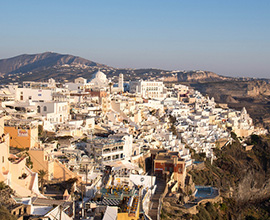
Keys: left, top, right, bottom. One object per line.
{"left": 148, "top": 178, "right": 166, "bottom": 220}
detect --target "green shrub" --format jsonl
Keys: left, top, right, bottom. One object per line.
{"left": 220, "top": 203, "right": 227, "bottom": 211}
{"left": 196, "top": 205, "right": 211, "bottom": 220}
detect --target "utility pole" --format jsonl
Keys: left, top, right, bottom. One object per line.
{"left": 86, "top": 164, "right": 88, "bottom": 187}
{"left": 73, "top": 198, "right": 75, "bottom": 219}
{"left": 81, "top": 181, "right": 84, "bottom": 218}
{"left": 59, "top": 205, "right": 62, "bottom": 220}
{"left": 81, "top": 164, "right": 88, "bottom": 219}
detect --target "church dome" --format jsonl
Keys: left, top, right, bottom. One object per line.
{"left": 91, "top": 70, "right": 107, "bottom": 81}
{"left": 89, "top": 69, "right": 108, "bottom": 87}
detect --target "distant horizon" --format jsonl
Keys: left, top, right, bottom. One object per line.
{"left": 1, "top": 0, "right": 269, "bottom": 78}
{"left": 1, "top": 51, "right": 270, "bottom": 80}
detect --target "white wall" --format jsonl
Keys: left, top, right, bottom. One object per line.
{"left": 65, "top": 83, "right": 83, "bottom": 92}
{"left": 36, "top": 102, "right": 69, "bottom": 123}
{"left": 123, "top": 134, "right": 133, "bottom": 160}
{"left": 16, "top": 88, "right": 52, "bottom": 102}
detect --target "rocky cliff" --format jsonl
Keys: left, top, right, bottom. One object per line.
{"left": 246, "top": 80, "right": 270, "bottom": 96}
{"left": 187, "top": 80, "right": 270, "bottom": 129}
{"left": 185, "top": 135, "right": 270, "bottom": 220}
{"left": 162, "top": 70, "right": 231, "bottom": 82}
{"left": 177, "top": 70, "right": 229, "bottom": 82}
{"left": 189, "top": 80, "right": 270, "bottom": 99}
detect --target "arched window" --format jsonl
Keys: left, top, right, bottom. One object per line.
{"left": 43, "top": 106, "right": 47, "bottom": 111}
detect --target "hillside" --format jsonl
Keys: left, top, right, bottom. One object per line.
{"left": 0, "top": 52, "right": 108, "bottom": 76}
{"left": 0, "top": 52, "right": 238, "bottom": 84}
{"left": 184, "top": 81, "right": 270, "bottom": 129}
{"left": 162, "top": 134, "right": 270, "bottom": 220}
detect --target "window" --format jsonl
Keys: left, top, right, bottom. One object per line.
{"left": 28, "top": 96, "right": 32, "bottom": 100}
{"left": 43, "top": 106, "right": 47, "bottom": 111}
{"left": 2, "top": 156, "right": 4, "bottom": 163}
{"left": 37, "top": 106, "right": 40, "bottom": 113}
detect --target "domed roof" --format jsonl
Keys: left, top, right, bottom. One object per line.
{"left": 89, "top": 69, "right": 108, "bottom": 87}
{"left": 91, "top": 70, "right": 107, "bottom": 81}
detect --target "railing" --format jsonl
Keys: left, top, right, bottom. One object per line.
{"left": 102, "top": 149, "right": 123, "bottom": 156}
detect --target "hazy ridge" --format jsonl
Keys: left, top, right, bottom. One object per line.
{"left": 0, "top": 52, "right": 265, "bottom": 84}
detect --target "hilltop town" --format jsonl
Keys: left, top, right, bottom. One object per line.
{"left": 0, "top": 70, "right": 268, "bottom": 220}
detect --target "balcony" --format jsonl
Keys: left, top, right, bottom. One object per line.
{"left": 102, "top": 147, "right": 124, "bottom": 156}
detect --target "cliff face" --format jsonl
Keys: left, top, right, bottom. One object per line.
{"left": 162, "top": 70, "right": 230, "bottom": 82}
{"left": 190, "top": 80, "right": 270, "bottom": 99}
{"left": 191, "top": 135, "right": 270, "bottom": 201}
{"left": 246, "top": 81, "right": 270, "bottom": 96}
{"left": 0, "top": 52, "right": 107, "bottom": 75}
{"left": 188, "top": 135, "right": 270, "bottom": 219}
{"left": 164, "top": 135, "right": 270, "bottom": 220}
{"left": 177, "top": 71, "right": 229, "bottom": 82}
{"left": 188, "top": 80, "right": 270, "bottom": 128}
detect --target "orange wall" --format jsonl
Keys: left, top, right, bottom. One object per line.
{"left": 4, "top": 126, "right": 38, "bottom": 149}
{"left": 53, "top": 160, "right": 78, "bottom": 181}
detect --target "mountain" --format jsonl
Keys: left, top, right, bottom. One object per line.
{"left": 0, "top": 52, "right": 108, "bottom": 76}
{"left": 0, "top": 52, "right": 235, "bottom": 84}
{"left": 1, "top": 52, "right": 268, "bottom": 85}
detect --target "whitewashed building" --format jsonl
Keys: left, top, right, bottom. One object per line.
{"left": 130, "top": 80, "right": 166, "bottom": 99}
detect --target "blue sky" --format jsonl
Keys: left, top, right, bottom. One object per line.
{"left": 0, "top": 0, "right": 269, "bottom": 78}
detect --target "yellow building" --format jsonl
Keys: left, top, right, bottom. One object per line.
{"left": 28, "top": 144, "right": 55, "bottom": 180}
{"left": 4, "top": 119, "right": 38, "bottom": 149}
{"left": 0, "top": 116, "right": 40, "bottom": 197}
{"left": 209, "top": 115, "right": 216, "bottom": 125}
{"left": 29, "top": 143, "right": 80, "bottom": 182}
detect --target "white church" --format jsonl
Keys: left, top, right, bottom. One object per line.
{"left": 65, "top": 69, "right": 124, "bottom": 93}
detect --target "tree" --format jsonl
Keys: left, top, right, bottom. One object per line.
{"left": 0, "top": 181, "right": 7, "bottom": 190}
{"left": 26, "top": 154, "right": 33, "bottom": 169}
{"left": 0, "top": 206, "right": 16, "bottom": 220}
{"left": 108, "top": 81, "right": 113, "bottom": 94}
{"left": 38, "top": 170, "right": 47, "bottom": 194}
{"left": 38, "top": 125, "right": 44, "bottom": 136}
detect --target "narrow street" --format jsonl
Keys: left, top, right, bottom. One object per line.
{"left": 148, "top": 178, "right": 166, "bottom": 220}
